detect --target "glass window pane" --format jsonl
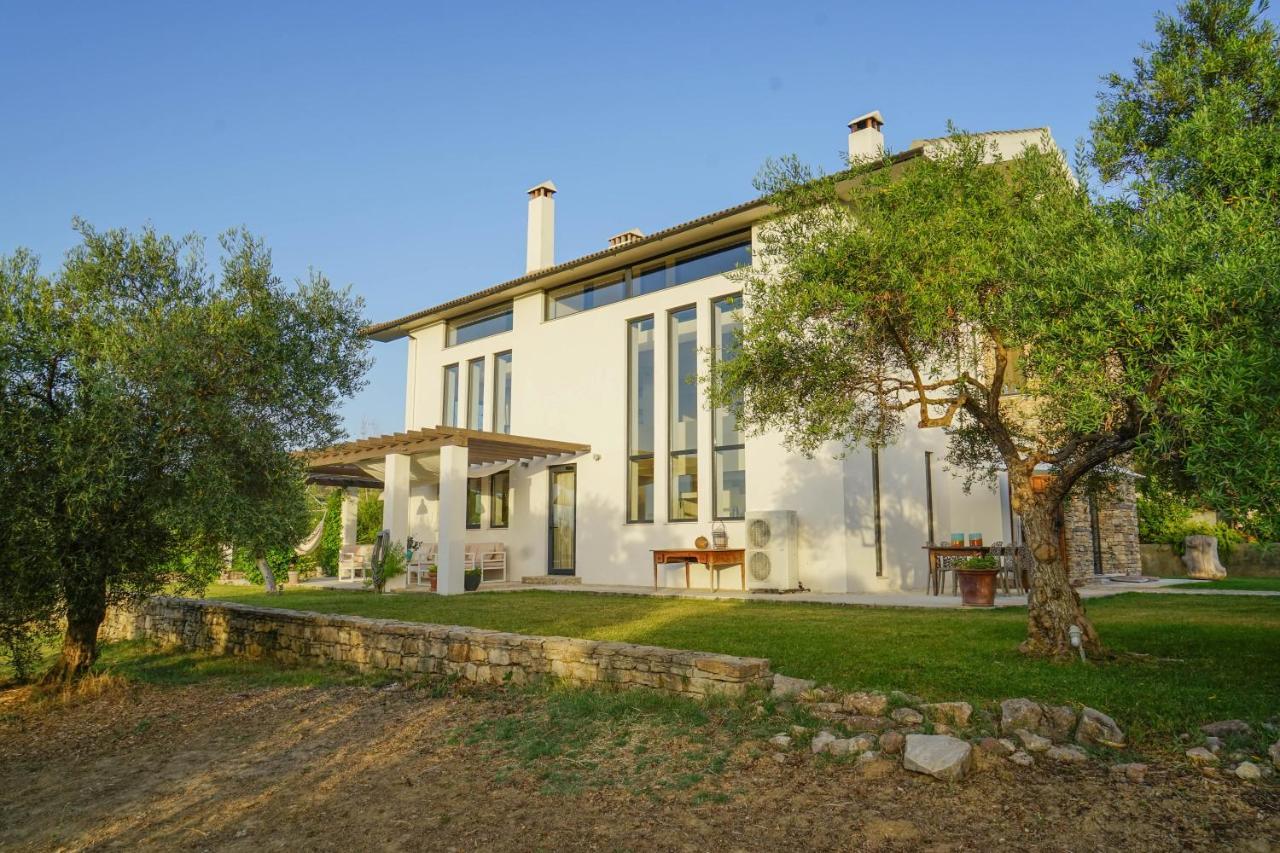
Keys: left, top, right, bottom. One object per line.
{"left": 491, "top": 470, "right": 509, "bottom": 528}
{"left": 548, "top": 275, "right": 626, "bottom": 319}
{"left": 467, "top": 357, "right": 484, "bottom": 429}
{"left": 714, "top": 447, "right": 746, "bottom": 520}
{"left": 627, "top": 456, "right": 654, "bottom": 523}
{"left": 672, "top": 241, "right": 751, "bottom": 286}
{"left": 466, "top": 478, "right": 482, "bottom": 529}
{"left": 669, "top": 453, "right": 698, "bottom": 521}
{"left": 448, "top": 304, "right": 513, "bottom": 346}
{"left": 494, "top": 351, "right": 512, "bottom": 434}
{"left": 633, "top": 263, "right": 670, "bottom": 296}
{"left": 628, "top": 317, "right": 654, "bottom": 454}
{"left": 668, "top": 307, "right": 698, "bottom": 453}
{"left": 712, "top": 296, "right": 743, "bottom": 446}
{"left": 442, "top": 364, "right": 459, "bottom": 427}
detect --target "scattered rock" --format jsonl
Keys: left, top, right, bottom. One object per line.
{"left": 857, "top": 749, "right": 881, "bottom": 763}
{"left": 771, "top": 674, "right": 816, "bottom": 698}
{"left": 772, "top": 752, "right": 789, "bottom": 765}
{"left": 1015, "top": 729, "right": 1052, "bottom": 753}
{"left": 1185, "top": 747, "right": 1219, "bottom": 765}
{"left": 842, "top": 691, "right": 890, "bottom": 716}
{"left": 1047, "top": 745, "right": 1089, "bottom": 764}
{"left": 789, "top": 725, "right": 808, "bottom": 737}
{"left": 879, "top": 731, "right": 905, "bottom": 755}
{"left": 1200, "top": 719, "right": 1253, "bottom": 738}
{"left": 768, "top": 734, "right": 792, "bottom": 751}
{"left": 1204, "top": 736, "right": 1223, "bottom": 754}
{"left": 850, "top": 733, "right": 878, "bottom": 752}
{"left": 922, "top": 701, "right": 973, "bottom": 728}
{"left": 1269, "top": 741, "right": 1280, "bottom": 769}
{"left": 891, "top": 690, "right": 923, "bottom": 705}
{"left": 1008, "top": 750, "right": 1035, "bottom": 767}
{"left": 1111, "top": 762, "right": 1148, "bottom": 783}
{"left": 932, "top": 723, "right": 954, "bottom": 736}
{"left": 1075, "top": 707, "right": 1125, "bottom": 748}
{"left": 798, "top": 686, "right": 838, "bottom": 704}
{"left": 828, "top": 738, "right": 857, "bottom": 757}
{"left": 998, "top": 738, "right": 1018, "bottom": 753}
{"left": 811, "top": 731, "right": 837, "bottom": 754}
{"left": 902, "top": 734, "right": 973, "bottom": 782}
{"left": 809, "top": 702, "right": 844, "bottom": 718}
{"left": 892, "top": 707, "right": 924, "bottom": 726}
{"left": 1000, "top": 698, "right": 1042, "bottom": 735}
{"left": 846, "top": 715, "right": 892, "bottom": 732}
{"left": 1038, "top": 704, "right": 1077, "bottom": 741}
{"left": 1235, "top": 761, "right": 1262, "bottom": 781}
{"left": 977, "top": 737, "right": 1013, "bottom": 757}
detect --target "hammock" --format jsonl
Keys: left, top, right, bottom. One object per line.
{"left": 293, "top": 517, "right": 326, "bottom": 556}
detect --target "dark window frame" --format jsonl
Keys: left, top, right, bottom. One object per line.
{"left": 711, "top": 293, "right": 746, "bottom": 521}
{"left": 492, "top": 350, "right": 513, "bottom": 435}
{"left": 667, "top": 304, "right": 699, "bottom": 523}
{"left": 490, "top": 470, "right": 510, "bottom": 529}
{"left": 626, "top": 314, "right": 656, "bottom": 524}
{"left": 465, "top": 477, "right": 483, "bottom": 530}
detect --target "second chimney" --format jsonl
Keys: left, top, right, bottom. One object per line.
{"left": 608, "top": 228, "right": 645, "bottom": 249}
{"left": 847, "top": 111, "right": 885, "bottom": 163}
{"left": 526, "top": 180, "right": 556, "bottom": 273}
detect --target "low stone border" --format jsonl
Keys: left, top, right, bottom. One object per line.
{"left": 101, "top": 597, "right": 773, "bottom": 698}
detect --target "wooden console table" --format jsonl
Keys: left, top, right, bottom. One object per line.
{"left": 652, "top": 548, "right": 747, "bottom": 590}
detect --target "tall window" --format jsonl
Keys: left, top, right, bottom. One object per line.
{"left": 442, "top": 363, "right": 460, "bottom": 427}
{"left": 669, "top": 306, "right": 698, "bottom": 521}
{"left": 627, "top": 317, "right": 655, "bottom": 522}
{"left": 712, "top": 295, "right": 746, "bottom": 519}
{"left": 493, "top": 351, "right": 512, "bottom": 434}
{"left": 467, "top": 357, "right": 485, "bottom": 429}
{"left": 466, "top": 478, "right": 482, "bottom": 529}
{"left": 491, "top": 470, "right": 510, "bottom": 528}
{"left": 447, "top": 302, "right": 513, "bottom": 346}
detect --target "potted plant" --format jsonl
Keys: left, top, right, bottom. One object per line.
{"left": 464, "top": 567, "right": 482, "bottom": 592}
{"left": 956, "top": 556, "right": 999, "bottom": 607}
{"left": 426, "top": 564, "right": 438, "bottom": 592}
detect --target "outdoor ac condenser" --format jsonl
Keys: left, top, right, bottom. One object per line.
{"left": 744, "top": 510, "right": 800, "bottom": 591}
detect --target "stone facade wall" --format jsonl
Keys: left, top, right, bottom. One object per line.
{"left": 101, "top": 597, "right": 774, "bottom": 698}
{"left": 1062, "top": 478, "right": 1141, "bottom": 581}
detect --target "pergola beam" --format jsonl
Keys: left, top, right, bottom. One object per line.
{"left": 300, "top": 426, "right": 589, "bottom": 469}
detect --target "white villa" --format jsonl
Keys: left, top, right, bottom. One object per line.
{"left": 306, "top": 113, "right": 1139, "bottom": 596}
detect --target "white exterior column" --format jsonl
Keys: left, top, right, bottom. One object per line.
{"left": 382, "top": 452, "right": 411, "bottom": 547}
{"left": 436, "top": 444, "right": 469, "bottom": 595}
{"left": 340, "top": 487, "right": 359, "bottom": 547}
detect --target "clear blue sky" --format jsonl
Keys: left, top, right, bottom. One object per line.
{"left": 2, "top": 0, "right": 1216, "bottom": 437}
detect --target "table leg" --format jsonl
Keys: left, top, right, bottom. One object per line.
{"left": 741, "top": 562, "right": 746, "bottom": 590}
{"left": 685, "top": 562, "right": 691, "bottom": 589}
{"left": 653, "top": 556, "right": 658, "bottom": 589}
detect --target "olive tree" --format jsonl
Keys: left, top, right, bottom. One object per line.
{"left": 0, "top": 222, "right": 370, "bottom": 681}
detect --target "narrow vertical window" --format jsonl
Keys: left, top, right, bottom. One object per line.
{"left": 712, "top": 295, "right": 745, "bottom": 520}
{"left": 626, "top": 317, "right": 655, "bottom": 522}
{"left": 466, "top": 477, "right": 482, "bottom": 529}
{"left": 467, "top": 357, "right": 485, "bottom": 430}
{"left": 493, "top": 351, "right": 512, "bottom": 434}
{"left": 872, "top": 448, "right": 884, "bottom": 577}
{"left": 490, "top": 470, "right": 510, "bottom": 528}
{"left": 668, "top": 306, "right": 698, "bottom": 521}
{"left": 442, "top": 364, "right": 460, "bottom": 427}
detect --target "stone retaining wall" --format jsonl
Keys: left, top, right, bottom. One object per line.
{"left": 1140, "top": 542, "right": 1280, "bottom": 578}
{"left": 101, "top": 597, "right": 774, "bottom": 698}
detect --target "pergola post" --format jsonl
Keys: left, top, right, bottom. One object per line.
{"left": 340, "top": 487, "right": 359, "bottom": 547}
{"left": 436, "top": 444, "right": 468, "bottom": 596}
{"left": 383, "top": 454, "right": 411, "bottom": 589}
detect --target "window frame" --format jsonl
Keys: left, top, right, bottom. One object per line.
{"left": 465, "top": 477, "right": 483, "bottom": 530}
{"left": 490, "top": 470, "right": 510, "bottom": 529}
{"left": 711, "top": 293, "right": 746, "bottom": 521}
{"left": 466, "top": 356, "right": 485, "bottom": 430}
{"left": 446, "top": 301, "right": 514, "bottom": 347}
{"left": 667, "top": 304, "right": 699, "bottom": 523}
{"left": 625, "top": 314, "right": 656, "bottom": 524}
{"left": 442, "top": 363, "right": 460, "bottom": 427}
{"left": 492, "top": 350, "right": 512, "bottom": 435}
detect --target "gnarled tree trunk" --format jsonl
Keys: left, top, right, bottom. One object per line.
{"left": 1015, "top": 486, "right": 1103, "bottom": 659}
{"left": 42, "top": 575, "right": 108, "bottom": 685}
{"left": 258, "top": 557, "right": 280, "bottom": 595}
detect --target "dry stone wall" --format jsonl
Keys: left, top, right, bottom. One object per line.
{"left": 1063, "top": 478, "right": 1141, "bottom": 581}
{"left": 101, "top": 597, "right": 773, "bottom": 698}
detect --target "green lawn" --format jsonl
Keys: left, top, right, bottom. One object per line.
{"left": 1168, "top": 577, "right": 1280, "bottom": 591}
{"left": 200, "top": 584, "right": 1280, "bottom": 751}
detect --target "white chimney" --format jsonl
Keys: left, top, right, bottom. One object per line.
{"left": 525, "top": 180, "right": 557, "bottom": 273}
{"left": 608, "top": 228, "right": 645, "bottom": 249}
{"left": 847, "top": 111, "right": 885, "bottom": 163}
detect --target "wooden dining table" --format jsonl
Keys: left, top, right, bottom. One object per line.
{"left": 652, "top": 548, "right": 746, "bottom": 590}
{"left": 923, "top": 544, "right": 992, "bottom": 595}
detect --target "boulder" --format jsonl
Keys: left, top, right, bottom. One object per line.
{"left": 1235, "top": 761, "right": 1262, "bottom": 781}
{"left": 1185, "top": 747, "right": 1219, "bottom": 765}
{"left": 1000, "top": 698, "right": 1042, "bottom": 735}
{"left": 902, "top": 734, "right": 973, "bottom": 782}
{"left": 1183, "top": 534, "right": 1227, "bottom": 580}
{"left": 1038, "top": 705, "right": 1077, "bottom": 741}
{"left": 1015, "top": 729, "right": 1052, "bottom": 753}
{"left": 768, "top": 734, "right": 792, "bottom": 751}
{"left": 1269, "top": 741, "right": 1280, "bottom": 769}
{"left": 811, "top": 730, "right": 837, "bottom": 754}
{"left": 1047, "top": 745, "right": 1089, "bottom": 764}
{"left": 879, "top": 731, "right": 905, "bottom": 755}
{"left": 842, "top": 691, "right": 890, "bottom": 716}
{"left": 922, "top": 701, "right": 973, "bottom": 728}
{"left": 1111, "top": 762, "right": 1148, "bottom": 784}
{"left": 1075, "top": 707, "right": 1126, "bottom": 748}
{"left": 1201, "top": 719, "right": 1253, "bottom": 738}
{"left": 1008, "top": 750, "right": 1035, "bottom": 767}
{"left": 892, "top": 707, "right": 924, "bottom": 725}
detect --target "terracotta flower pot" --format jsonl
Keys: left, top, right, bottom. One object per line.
{"left": 956, "top": 569, "right": 997, "bottom": 607}
{"left": 428, "top": 572, "right": 438, "bottom": 592}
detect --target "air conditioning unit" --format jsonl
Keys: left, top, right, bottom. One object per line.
{"left": 745, "top": 510, "right": 799, "bottom": 591}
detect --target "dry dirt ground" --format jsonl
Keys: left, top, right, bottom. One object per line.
{"left": 1, "top": 678, "right": 1278, "bottom": 852}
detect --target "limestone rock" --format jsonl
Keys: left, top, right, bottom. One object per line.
{"left": 771, "top": 674, "right": 816, "bottom": 698}
{"left": 768, "top": 734, "right": 792, "bottom": 751}
{"left": 1269, "top": 740, "right": 1280, "bottom": 769}
{"left": 1235, "top": 761, "right": 1262, "bottom": 781}
{"left": 1075, "top": 707, "right": 1125, "bottom": 748}
{"left": 845, "top": 714, "right": 892, "bottom": 732}
{"left": 879, "top": 730, "right": 905, "bottom": 755}
{"left": 842, "top": 690, "right": 890, "bottom": 716}
{"left": 857, "top": 749, "right": 881, "bottom": 763}
{"left": 922, "top": 701, "right": 973, "bottom": 728}
{"left": 1038, "top": 704, "right": 1077, "bottom": 741}
{"left": 850, "top": 733, "right": 878, "bottom": 752}
{"left": 1000, "top": 698, "right": 1042, "bottom": 735}
{"left": 902, "top": 734, "right": 973, "bottom": 782}
{"left": 1204, "top": 736, "right": 1223, "bottom": 754}
{"left": 1008, "top": 750, "right": 1035, "bottom": 767}
{"left": 891, "top": 690, "right": 923, "bottom": 705}
{"left": 828, "top": 737, "right": 857, "bottom": 756}
{"left": 977, "top": 737, "right": 1013, "bottom": 756}
{"left": 1183, "top": 534, "right": 1227, "bottom": 580}
{"left": 1201, "top": 719, "right": 1252, "bottom": 738}
{"left": 1047, "top": 744, "right": 1089, "bottom": 764}
{"left": 892, "top": 707, "right": 924, "bottom": 725}
{"left": 1015, "top": 729, "right": 1052, "bottom": 753}
{"left": 1186, "top": 746, "right": 1219, "bottom": 765}
{"left": 1111, "top": 762, "right": 1148, "bottom": 783}
{"left": 998, "top": 738, "right": 1018, "bottom": 753}
{"left": 811, "top": 730, "right": 837, "bottom": 754}
{"left": 933, "top": 723, "right": 954, "bottom": 736}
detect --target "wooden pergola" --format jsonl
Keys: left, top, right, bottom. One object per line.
{"left": 302, "top": 426, "right": 590, "bottom": 468}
